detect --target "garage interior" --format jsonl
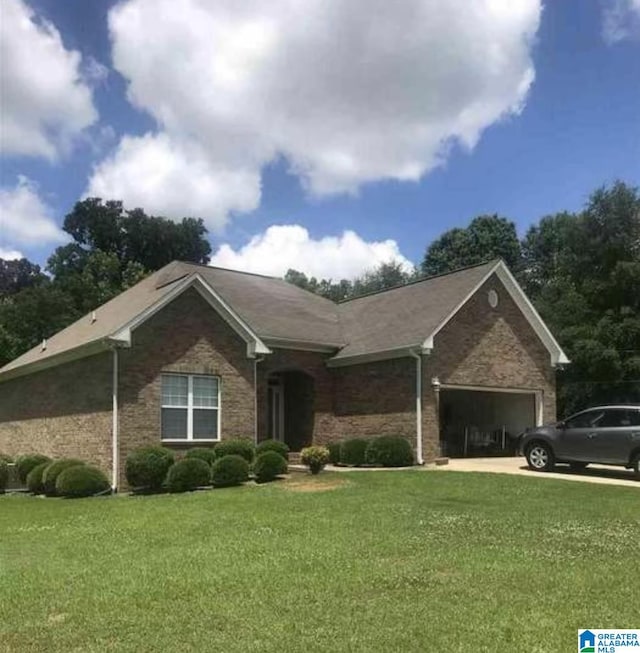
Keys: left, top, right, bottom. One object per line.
{"left": 439, "top": 388, "right": 537, "bottom": 457}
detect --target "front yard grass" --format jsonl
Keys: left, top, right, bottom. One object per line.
{"left": 1, "top": 471, "right": 638, "bottom": 652}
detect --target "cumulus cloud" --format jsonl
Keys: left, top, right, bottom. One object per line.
{"left": 0, "top": 248, "right": 24, "bottom": 260}
{"left": 89, "top": 0, "right": 541, "bottom": 227}
{"left": 0, "top": 177, "right": 66, "bottom": 247}
{"left": 602, "top": 0, "right": 640, "bottom": 43}
{"left": 210, "top": 224, "right": 413, "bottom": 279}
{"left": 85, "top": 132, "right": 261, "bottom": 222}
{"left": 0, "top": 0, "right": 98, "bottom": 160}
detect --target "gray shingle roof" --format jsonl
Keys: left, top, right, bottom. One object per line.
{"left": 333, "top": 261, "right": 496, "bottom": 360}
{"left": 0, "top": 259, "right": 499, "bottom": 376}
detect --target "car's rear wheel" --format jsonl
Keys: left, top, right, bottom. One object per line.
{"left": 526, "top": 442, "right": 555, "bottom": 472}
{"left": 632, "top": 453, "right": 640, "bottom": 481}
{"left": 569, "top": 462, "right": 588, "bottom": 472}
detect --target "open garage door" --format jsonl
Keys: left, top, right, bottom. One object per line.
{"left": 439, "top": 386, "right": 539, "bottom": 458}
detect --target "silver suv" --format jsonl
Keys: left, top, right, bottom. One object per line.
{"left": 520, "top": 405, "right": 640, "bottom": 479}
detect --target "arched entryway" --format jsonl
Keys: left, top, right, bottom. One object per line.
{"left": 266, "top": 370, "right": 315, "bottom": 451}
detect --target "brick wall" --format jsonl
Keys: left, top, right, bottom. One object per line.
{"left": 421, "top": 273, "right": 557, "bottom": 460}
{"left": 0, "top": 352, "right": 113, "bottom": 474}
{"left": 117, "top": 287, "right": 255, "bottom": 487}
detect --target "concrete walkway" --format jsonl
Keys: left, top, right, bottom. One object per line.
{"left": 435, "top": 456, "right": 639, "bottom": 488}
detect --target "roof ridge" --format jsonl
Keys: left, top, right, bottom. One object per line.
{"left": 338, "top": 258, "right": 500, "bottom": 304}
{"left": 176, "top": 260, "right": 280, "bottom": 281}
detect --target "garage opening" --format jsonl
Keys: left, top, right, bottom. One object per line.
{"left": 439, "top": 387, "right": 538, "bottom": 458}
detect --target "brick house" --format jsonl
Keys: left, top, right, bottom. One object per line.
{"left": 0, "top": 259, "right": 568, "bottom": 489}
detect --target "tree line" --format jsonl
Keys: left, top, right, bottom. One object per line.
{"left": 1, "top": 182, "right": 638, "bottom": 415}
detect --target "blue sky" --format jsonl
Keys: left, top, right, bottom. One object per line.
{"left": 1, "top": 0, "right": 639, "bottom": 278}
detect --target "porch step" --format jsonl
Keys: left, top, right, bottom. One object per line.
{"left": 288, "top": 452, "right": 302, "bottom": 464}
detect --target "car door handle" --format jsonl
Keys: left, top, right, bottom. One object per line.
{"left": 586, "top": 432, "right": 598, "bottom": 439}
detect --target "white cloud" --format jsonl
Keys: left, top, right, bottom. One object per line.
{"left": 0, "top": 177, "right": 66, "bottom": 247}
{"left": 210, "top": 224, "right": 413, "bottom": 279}
{"left": 0, "top": 0, "right": 98, "bottom": 159}
{"left": 602, "top": 0, "right": 640, "bottom": 43}
{"left": 90, "top": 0, "right": 541, "bottom": 225}
{"left": 85, "top": 132, "right": 261, "bottom": 222}
{"left": 0, "top": 248, "right": 24, "bottom": 260}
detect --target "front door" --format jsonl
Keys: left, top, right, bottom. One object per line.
{"left": 267, "top": 377, "right": 285, "bottom": 442}
{"left": 556, "top": 408, "right": 606, "bottom": 461}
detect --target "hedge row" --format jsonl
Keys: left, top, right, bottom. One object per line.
{"left": 125, "top": 441, "right": 290, "bottom": 494}
{"left": 331, "top": 436, "right": 414, "bottom": 467}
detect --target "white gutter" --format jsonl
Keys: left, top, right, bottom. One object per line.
{"left": 253, "top": 356, "right": 264, "bottom": 445}
{"left": 111, "top": 347, "right": 119, "bottom": 492}
{"left": 409, "top": 350, "right": 424, "bottom": 465}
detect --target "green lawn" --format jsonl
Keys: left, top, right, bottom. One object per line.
{"left": 1, "top": 471, "right": 638, "bottom": 653}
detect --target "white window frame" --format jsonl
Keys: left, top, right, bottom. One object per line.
{"left": 161, "top": 373, "right": 221, "bottom": 442}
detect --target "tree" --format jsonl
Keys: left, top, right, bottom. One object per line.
{"left": 523, "top": 182, "right": 640, "bottom": 414}
{"left": 421, "top": 214, "right": 521, "bottom": 276}
{"left": 285, "top": 261, "right": 413, "bottom": 302}
{"left": 0, "top": 258, "right": 48, "bottom": 298}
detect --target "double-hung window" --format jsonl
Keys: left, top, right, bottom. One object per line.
{"left": 161, "top": 374, "right": 220, "bottom": 441}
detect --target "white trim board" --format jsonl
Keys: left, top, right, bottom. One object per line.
{"left": 422, "top": 260, "right": 569, "bottom": 367}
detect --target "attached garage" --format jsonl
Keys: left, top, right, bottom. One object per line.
{"left": 439, "top": 385, "right": 542, "bottom": 457}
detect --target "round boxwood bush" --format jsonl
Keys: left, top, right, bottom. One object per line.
{"left": 214, "top": 439, "right": 255, "bottom": 463}
{"left": 0, "top": 460, "right": 8, "bottom": 491}
{"left": 211, "top": 454, "right": 249, "bottom": 488}
{"left": 125, "top": 446, "right": 175, "bottom": 492}
{"left": 327, "top": 441, "right": 342, "bottom": 465}
{"left": 166, "top": 458, "right": 211, "bottom": 493}
{"left": 185, "top": 447, "right": 217, "bottom": 466}
{"left": 56, "top": 465, "right": 110, "bottom": 498}
{"left": 365, "top": 436, "right": 414, "bottom": 467}
{"left": 254, "top": 450, "right": 288, "bottom": 483}
{"left": 42, "top": 459, "right": 84, "bottom": 496}
{"left": 255, "top": 439, "right": 289, "bottom": 460}
{"left": 26, "top": 461, "right": 50, "bottom": 494}
{"left": 340, "top": 439, "right": 368, "bottom": 467}
{"left": 15, "top": 454, "right": 51, "bottom": 483}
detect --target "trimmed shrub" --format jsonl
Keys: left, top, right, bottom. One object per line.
{"left": 300, "top": 446, "right": 330, "bottom": 475}
{"left": 214, "top": 439, "right": 255, "bottom": 463}
{"left": 166, "top": 458, "right": 211, "bottom": 493}
{"left": 0, "top": 453, "right": 13, "bottom": 464}
{"left": 327, "top": 441, "right": 342, "bottom": 465}
{"left": 26, "top": 461, "right": 50, "bottom": 494}
{"left": 255, "top": 439, "right": 289, "bottom": 460}
{"left": 0, "top": 460, "right": 8, "bottom": 491}
{"left": 56, "top": 465, "right": 110, "bottom": 498}
{"left": 211, "top": 454, "right": 249, "bottom": 488}
{"left": 125, "top": 446, "right": 175, "bottom": 492}
{"left": 15, "top": 454, "right": 51, "bottom": 484}
{"left": 254, "top": 451, "right": 288, "bottom": 483}
{"left": 42, "top": 459, "right": 84, "bottom": 496}
{"left": 185, "top": 447, "right": 217, "bottom": 466}
{"left": 340, "top": 439, "right": 368, "bottom": 467}
{"left": 365, "top": 436, "right": 414, "bottom": 467}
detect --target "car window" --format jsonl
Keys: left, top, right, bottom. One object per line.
{"left": 627, "top": 410, "right": 640, "bottom": 427}
{"left": 565, "top": 410, "right": 604, "bottom": 428}
{"left": 598, "top": 409, "right": 632, "bottom": 428}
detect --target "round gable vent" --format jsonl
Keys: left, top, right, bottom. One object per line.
{"left": 488, "top": 289, "right": 499, "bottom": 308}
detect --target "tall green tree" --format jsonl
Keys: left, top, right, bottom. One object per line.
{"left": 421, "top": 214, "right": 522, "bottom": 276}
{"left": 523, "top": 182, "right": 640, "bottom": 414}
{"left": 0, "top": 258, "right": 48, "bottom": 298}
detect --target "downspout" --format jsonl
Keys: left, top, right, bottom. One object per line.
{"left": 253, "top": 356, "right": 264, "bottom": 446}
{"left": 111, "top": 347, "right": 119, "bottom": 492}
{"left": 409, "top": 349, "right": 424, "bottom": 465}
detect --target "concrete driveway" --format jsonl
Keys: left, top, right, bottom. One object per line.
{"left": 435, "top": 456, "right": 639, "bottom": 488}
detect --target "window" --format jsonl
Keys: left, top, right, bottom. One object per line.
{"left": 599, "top": 409, "right": 640, "bottom": 428}
{"left": 161, "top": 374, "right": 220, "bottom": 441}
{"left": 565, "top": 410, "right": 604, "bottom": 429}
